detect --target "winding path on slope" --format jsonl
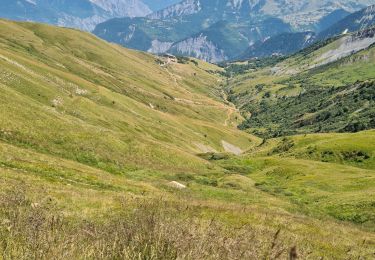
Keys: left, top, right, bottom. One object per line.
{"left": 221, "top": 90, "right": 239, "bottom": 127}
{"left": 160, "top": 60, "right": 241, "bottom": 128}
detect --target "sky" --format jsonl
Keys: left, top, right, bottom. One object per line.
{"left": 142, "top": 0, "right": 181, "bottom": 11}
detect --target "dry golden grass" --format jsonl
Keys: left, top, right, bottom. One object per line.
{"left": 1, "top": 187, "right": 300, "bottom": 260}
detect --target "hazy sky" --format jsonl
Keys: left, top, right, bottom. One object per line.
{"left": 142, "top": 0, "right": 181, "bottom": 11}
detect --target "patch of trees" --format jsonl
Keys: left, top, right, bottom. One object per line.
{"left": 219, "top": 56, "right": 286, "bottom": 77}
{"left": 239, "top": 80, "right": 375, "bottom": 138}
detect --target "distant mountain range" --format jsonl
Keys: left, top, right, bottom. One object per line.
{"left": 240, "top": 4, "right": 375, "bottom": 60}
{"left": 239, "top": 31, "right": 316, "bottom": 59}
{"left": 0, "top": 0, "right": 152, "bottom": 31}
{"left": 314, "top": 9, "right": 352, "bottom": 32}
{"left": 94, "top": 0, "right": 375, "bottom": 62}
{"left": 318, "top": 4, "right": 375, "bottom": 39}
{"left": 1, "top": 0, "right": 375, "bottom": 62}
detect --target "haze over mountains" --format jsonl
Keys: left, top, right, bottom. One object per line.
{"left": 318, "top": 4, "right": 375, "bottom": 39}
{"left": 0, "top": 0, "right": 152, "bottom": 31}
{"left": 142, "top": 0, "right": 181, "bottom": 11}
{"left": 94, "top": 0, "right": 375, "bottom": 62}
{"left": 0, "top": 0, "right": 181, "bottom": 31}
{"left": 1, "top": 0, "right": 375, "bottom": 61}
{"left": 240, "top": 4, "right": 375, "bottom": 59}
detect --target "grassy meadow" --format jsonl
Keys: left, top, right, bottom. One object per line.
{"left": 0, "top": 20, "right": 374, "bottom": 259}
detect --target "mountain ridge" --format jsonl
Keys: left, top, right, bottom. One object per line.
{"left": 239, "top": 4, "right": 375, "bottom": 60}
{"left": 0, "top": 0, "right": 152, "bottom": 31}
{"left": 94, "top": 0, "right": 374, "bottom": 62}
{"left": 318, "top": 4, "right": 375, "bottom": 39}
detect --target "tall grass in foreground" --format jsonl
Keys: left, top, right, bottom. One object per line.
{"left": 0, "top": 188, "right": 299, "bottom": 259}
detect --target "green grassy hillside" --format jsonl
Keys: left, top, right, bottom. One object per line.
{"left": 0, "top": 20, "right": 374, "bottom": 259}
{"left": 227, "top": 29, "right": 375, "bottom": 138}
{"left": 0, "top": 19, "right": 257, "bottom": 175}
{"left": 217, "top": 131, "right": 375, "bottom": 227}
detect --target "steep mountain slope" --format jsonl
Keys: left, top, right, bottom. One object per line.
{"left": 318, "top": 4, "right": 375, "bottom": 39}
{"left": 239, "top": 31, "right": 316, "bottom": 59}
{"left": 93, "top": 0, "right": 372, "bottom": 62}
{"left": 94, "top": 0, "right": 294, "bottom": 62}
{"left": 315, "top": 8, "right": 351, "bottom": 32}
{"left": 89, "top": 0, "right": 151, "bottom": 17}
{"left": 0, "top": 0, "right": 151, "bottom": 31}
{"left": 239, "top": 5, "right": 375, "bottom": 61}
{"left": 226, "top": 26, "right": 375, "bottom": 137}
{"left": 168, "top": 19, "right": 290, "bottom": 62}
{"left": 254, "top": 0, "right": 371, "bottom": 30}
{"left": 0, "top": 19, "right": 256, "bottom": 175}
{"left": 148, "top": 0, "right": 371, "bottom": 30}
{"left": 0, "top": 20, "right": 375, "bottom": 259}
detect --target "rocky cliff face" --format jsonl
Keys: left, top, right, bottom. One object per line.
{"left": 169, "top": 34, "right": 227, "bottom": 63}
{"left": 148, "top": 40, "right": 174, "bottom": 53}
{"left": 89, "top": 0, "right": 151, "bottom": 18}
{"left": 148, "top": 0, "right": 201, "bottom": 19}
{"left": 94, "top": 0, "right": 373, "bottom": 62}
{"left": 314, "top": 26, "right": 375, "bottom": 67}
{"left": 147, "top": 0, "right": 372, "bottom": 30}
{"left": 258, "top": 0, "right": 373, "bottom": 30}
